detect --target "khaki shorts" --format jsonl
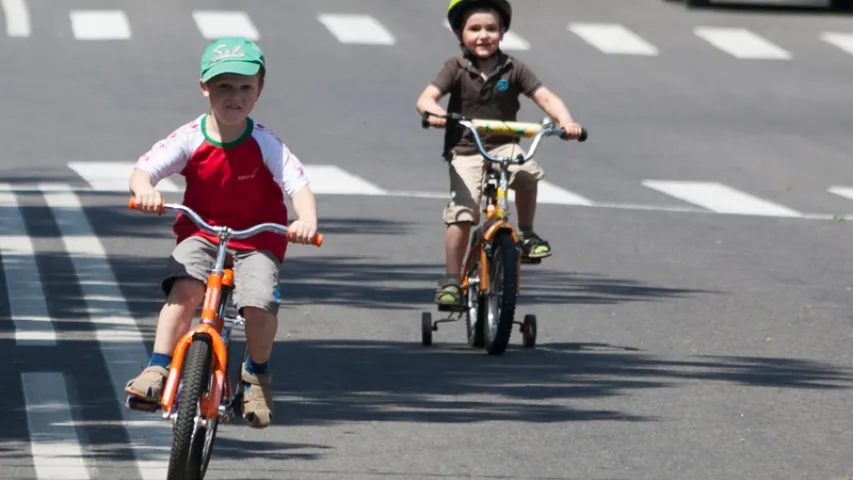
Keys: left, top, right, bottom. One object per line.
{"left": 162, "top": 236, "right": 281, "bottom": 316}
{"left": 443, "top": 143, "right": 545, "bottom": 225}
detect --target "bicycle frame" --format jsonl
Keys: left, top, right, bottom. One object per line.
{"left": 127, "top": 198, "right": 323, "bottom": 420}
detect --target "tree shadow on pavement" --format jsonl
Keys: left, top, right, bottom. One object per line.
{"left": 225, "top": 338, "right": 853, "bottom": 428}
{"left": 275, "top": 256, "right": 723, "bottom": 311}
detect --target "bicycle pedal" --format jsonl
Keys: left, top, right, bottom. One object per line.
{"left": 126, "top": 396, "right": 160, "bottom": 413}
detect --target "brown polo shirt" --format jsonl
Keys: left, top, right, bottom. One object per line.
{"left": 430, "top": 52, "right": 543, "bottom": 157}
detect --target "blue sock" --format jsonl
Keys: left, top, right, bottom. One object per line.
{"left": 149, "top": 353, "right": 172, "bottom": 369}
{"left": 244, "top": 356, "right": 269, "bottom": 375}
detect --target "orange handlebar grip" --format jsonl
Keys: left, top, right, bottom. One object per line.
{"left": 287, "top": 232, "right": 325, "bottom": 247}
{"left": 127, "top": 197, "right": 165, "bottom": 214}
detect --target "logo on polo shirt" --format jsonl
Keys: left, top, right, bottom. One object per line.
{"left": 497, "top": 78, "right": 509, "bottom": 91}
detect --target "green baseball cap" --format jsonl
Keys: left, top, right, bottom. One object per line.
{"left": 200, "top": 37, "right": 265, "bottom": 83}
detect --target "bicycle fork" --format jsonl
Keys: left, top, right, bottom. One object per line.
{"left": 168, "top": 314, "right": 247, "bottom": 425}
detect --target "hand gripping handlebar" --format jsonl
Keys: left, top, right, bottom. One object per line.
{"left": 421, "top": 111, "right": 587, "bottom": 164}
{"left": 128, "top": 198, "right": 324, "bottom": 247}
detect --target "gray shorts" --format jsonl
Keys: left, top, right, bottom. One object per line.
{"left": 162, "top": 236, "right": 281, "bottom": 316}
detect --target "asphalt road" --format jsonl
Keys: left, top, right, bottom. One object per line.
{"left": 2, "top": 0, "right": 853, "bottom": 479}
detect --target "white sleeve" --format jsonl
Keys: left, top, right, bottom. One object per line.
{"left": 134, "top": 126, "right": 193, "bottom": 185}
{"left": 260, "top": 131, "right": 311, "bottom": 198}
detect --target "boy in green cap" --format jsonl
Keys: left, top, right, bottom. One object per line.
{"left": 416, "top": 0, "right": 584, "bottom": 307}
{"left": 124, "top": 37, "right": 320, "bottom": 429}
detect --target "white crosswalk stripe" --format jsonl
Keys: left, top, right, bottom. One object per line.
{"left": 693, "top": 27, "right": 791, "bottom": 60}
{"left": 820, "top": 32, "right": 853, "bottom": 55}
{"left": 567, "top": 22, "right": 659, "bottom": 56}
{"left": 318, "top": 13, "right": 395, "bottom": 45}
{"left": 192, "top": 10, "right": 259, "bottom": 40}
{"left": 0, "top": 186, "right": 57, "bottom": 346}
{"left": 1, "top": 0, "right": 29, "bottom": 38}
{"left": 642, "top": 180, "right": 802, "bottom": 217}
{"left": 69, "top": 10, "right": 131, "bottom": 40}
{"left": 22, "top": 372, "right": 91, "bottom": 480}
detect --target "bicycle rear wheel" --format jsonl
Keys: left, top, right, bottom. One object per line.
{"left": 483, "top": 230, "right": 518, "bottom": 355}
{"left": 167, "top": 337, "right": 212, "bottom": 480}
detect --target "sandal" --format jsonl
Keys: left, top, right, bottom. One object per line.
{"left": 434, "top": 280, "right": 462, "bottom": 306}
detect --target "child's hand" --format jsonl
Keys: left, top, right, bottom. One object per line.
{"left": 134, "top": 188, "right": 163, "bottom": 214}
{"left": 559, "top": 121, "right": 584, "bottom": 140}
{"left": 287, "top": 219, "right": 318, "bottom": 244}
{"left": 428, "top": 115, "right": 447, "bottom": 128}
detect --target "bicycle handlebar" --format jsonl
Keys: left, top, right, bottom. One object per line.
{"left": 127, "top": 198, "right": 324, "bottom": 247}
{"left": 421, "top": 112, "right": 587, "bottom": 164}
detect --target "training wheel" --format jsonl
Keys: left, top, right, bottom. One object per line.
{"left": 521, "top": 314, "right": 537, "bottom": 348}
{"left": 421, "top": 312, "right": 433, "bottom": 346}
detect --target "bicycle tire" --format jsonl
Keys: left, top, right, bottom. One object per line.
{"left": 193, "top": 288, "right": 235, "bottom": 477}
{"left": 483, "top": 230, "right": 518, "bottom": 355}
{"left": 465, "top": 252, "right": 485, "bottom": 348}
{"left": 167, "top": 337, "right": 212, "bottom": 480}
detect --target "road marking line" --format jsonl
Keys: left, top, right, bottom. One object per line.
{"left": 828, "top": 186, "right": 853, "bottom": 201}
{"left": 567, "top": 22, "right": 658, "bottom": 56}
{"left": 22, "top": 372, "right": 91, "bottom": 479}
{"left": 1, "top": 182, "right": 847, "bottom": 221}
{"left": 304, "top": 165, "right": 387, "bottom": 195}
{"left": 508, "top": 180, "right": 593, "bottom": 205}
{"left": 1, "top": 0, "right": 30, "bottom": 37}
{"left": 318, "top": 13, "right": 395, "bottom": 45}
{"left": 67, "top": 161, "right": 386, "bottom": 196}
{"left": 694, "top": 27, "right": 791, "bottom": 59}
{"left": 643, "top": 180, "right": 802, "bottom": 217}
{"left": 67, "top": 162, "right": 181, "bottom": 192}
{"left": 41, "top": 185, "right": 169, "bottom": 480}
{"left": 69, "top": 10, "right": 131, "bottom": 40}
{"left": 820, "top": 32, "right": 853, "bottom": 56}
{"left": 441, "top": 19, "right": 529, "bottom": 50}
{"left": 192, "top": 10, "right": 259, "bottom": 40}
{"left": 0, "top": 186, "right": 57, "bottom": 346}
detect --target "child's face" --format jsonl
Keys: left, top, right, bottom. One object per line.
{"left": 460, "top": 9, "right": 504, "bottom": 60}
{"left": 200, "top": 73, "right": 264, "bottom": 126}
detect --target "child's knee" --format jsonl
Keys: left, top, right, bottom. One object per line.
{"left": 241, "top": 306, "right": 278, "bottom": 324}
{"left": 164, "top": 277, "right": 205, "bottom": 307}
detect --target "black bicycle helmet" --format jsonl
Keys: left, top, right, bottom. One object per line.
{"left": 446, "top": 0, "right": 512, "bottom": 32}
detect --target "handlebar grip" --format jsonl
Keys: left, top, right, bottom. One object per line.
{"left": 560, "top": 127, "right": 588, "bottom": 142}
{"left": 289, "top": 232, "right": 324, "bottom": 247}
{"left": 128, "top": 197, "right": 166, "bottom": 214}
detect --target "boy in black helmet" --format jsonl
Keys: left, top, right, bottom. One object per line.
{"left": 416, "top": 0, "right": 584, "bottom": 307}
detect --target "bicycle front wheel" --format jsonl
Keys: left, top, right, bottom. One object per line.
{"left": 483, "top": 230, "right": 519, "bottom": 355}
{"left": 167, "top": 337, "right": 212, "bottom": 480}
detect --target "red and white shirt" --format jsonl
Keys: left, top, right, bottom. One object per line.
{"left": 134, "top": 114, "right": 311, "bottom": 261}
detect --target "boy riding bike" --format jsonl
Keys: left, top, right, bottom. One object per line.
{"left": 124, "top": 36, "right": 319, "bottom": 429}
{"left": 415, "top": 0, "right": 584, "bottom": 307}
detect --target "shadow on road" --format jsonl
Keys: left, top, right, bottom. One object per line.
{"left": 250, "top": 338, "right": 853, "bottom": 428}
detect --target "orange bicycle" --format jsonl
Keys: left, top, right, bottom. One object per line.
{"left": 124, "top": 198, "right": 323, "bottom": 480}
{"left": 419, "top": 112, "right": 587, "bottom": 355}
